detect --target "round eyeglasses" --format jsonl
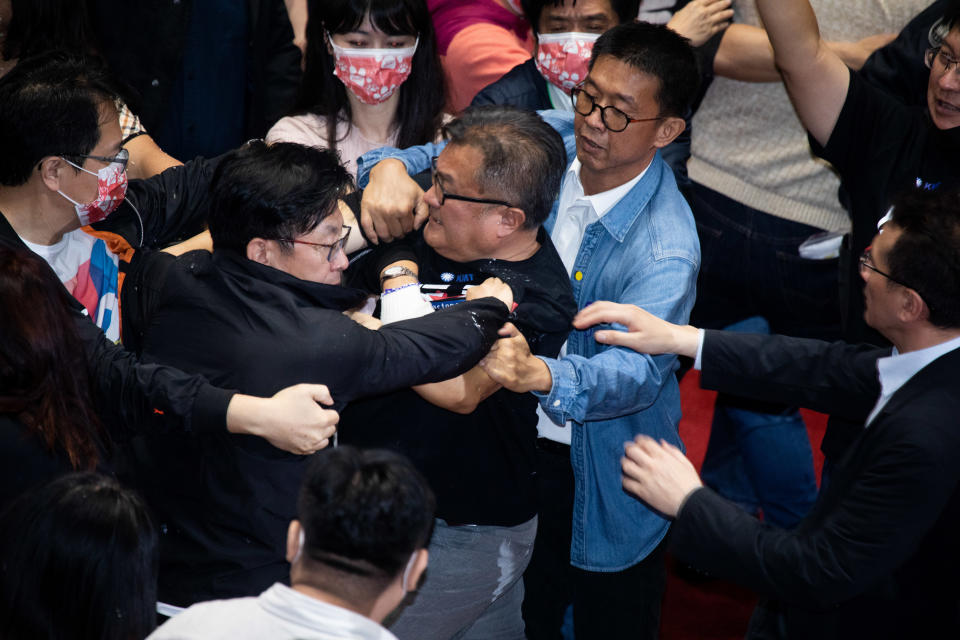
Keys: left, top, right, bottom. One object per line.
{"left": 570, "top": 86, "right": 663, "bottom": 133}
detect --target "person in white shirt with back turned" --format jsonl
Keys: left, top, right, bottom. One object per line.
{"left": 149, "top": 446, "right": 433, "bottom": 640}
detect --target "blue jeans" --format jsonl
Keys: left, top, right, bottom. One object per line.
{"left": 690, "top": 183, "right": 837, "bottom": 528}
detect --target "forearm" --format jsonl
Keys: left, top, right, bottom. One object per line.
{"left": 698, "top": 331, "right": 879, "bottom": 419}
{"left": 124, "top": 134, "right": 183, "bottom": 180}
{"left": 356, "top": 144, "right": 445, "bottom": 188}
{"left": 80, "top": 314, "right": 233, "bottom": 437}
{"left": 713, "top": 24, "right": 780, "bottom": 83}
{"left": 755, "top": 0, "right": 823, "bottom": 74}
{"left": 413, "top": 366, "right": 502, "bottom": 414}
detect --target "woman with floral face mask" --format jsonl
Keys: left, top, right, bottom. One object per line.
{"left": 267, "top": 0, "right": 446, "bottom": 178}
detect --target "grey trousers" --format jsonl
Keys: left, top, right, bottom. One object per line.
{"left": 387, "top": 516, "right": 537, "bottom": 640}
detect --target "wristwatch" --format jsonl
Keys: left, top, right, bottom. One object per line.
{"left": 380, "top": 265, "right": 418, "bottom": 288}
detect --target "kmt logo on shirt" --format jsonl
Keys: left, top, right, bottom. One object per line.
{"left": 441, "top": 272, "right": 454, "bottom": 282}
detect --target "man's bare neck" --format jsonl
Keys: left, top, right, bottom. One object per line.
{"left": 0, "top": 187, "right": 79, "bottom": 245}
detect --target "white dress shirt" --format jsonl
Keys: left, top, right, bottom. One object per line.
{"left": 865, "top": 334, "right": 960, "bottom": 426}
{"left": 537, "top": 158, "right": 650, "bottom": 443}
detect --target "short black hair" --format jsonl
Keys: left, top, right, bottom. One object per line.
{"left": 0, "top": 473, "right": 158, "bottom": 639}
{"left": 521, "top": 0, "right": 639, "bottom": 34}
{"left": 297, "top": 446, "right": 435, "bottom": 582}
{"left": 207, "top": 141, "right": 353, "bottom": 253}
{"left": 441, "top": 105, "right": 566, "bottom": 227}
{"left": 589, "top": 21, "right": 700, "bottom": 118}
{"left": 887, "top": 187, "right": 960, "bottom": 329}
{"left": 0, "top": 52, "right": 120, "bottom": 186}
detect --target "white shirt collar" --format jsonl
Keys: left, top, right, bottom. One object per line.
{"left": 559, "top": 157, "right": 649, "bottom": 220}
{"left": 865, "top": 334, "right": 960, "bottom": 426}
{"left": 258, "top": 583, "right": 397, "bottom": 639}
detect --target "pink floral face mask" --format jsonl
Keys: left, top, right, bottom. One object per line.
{"left": 58, "top": 151, "right": 129, "bottom": 226}
{"left": 329, "top": 35, "right": 419, "bottom": 105}
{"left": 535, "top": 32, "right": 600, "bottom": 93}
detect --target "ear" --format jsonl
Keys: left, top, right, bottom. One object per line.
{"left": 899, "top": 288, "right": 929, "bottom": 323}
{"left": 285, "top": 520, "right": 302, "bottom": 563}
{"left": 495, "top": 207, "right": 527, "bottom": 238}
{"left": 325, "top": 31, "right": 334, "bottom": 56}
{"left": 652, "top": 116, "right": 686, "bottom": 149}
{"left": 37, "top": 156, "right": 72, "bottom": 193}
{"left": 246, "top": 237, "right": 272, "bottom": 266}
{"left": 405, "top": 549, "right": 429, "bottom": 593}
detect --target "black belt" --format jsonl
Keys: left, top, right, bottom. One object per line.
{"left": 536, "top": 437, "right": 571, "bottom": 456}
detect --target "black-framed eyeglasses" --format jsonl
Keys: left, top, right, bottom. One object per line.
{"left": 925, "top": 46, "right": 960, "bottom": 76}
{"left": 280, "top": 225, "right": 352, "bottom": 261}
{"left": 64, "top": 148, "right": 130, "bottom": 171}
{"left": 571, "top": 86, "right": 663, "bottom": 133}
{"left": 430, "top": 156, "right": 514, "bottom": 208}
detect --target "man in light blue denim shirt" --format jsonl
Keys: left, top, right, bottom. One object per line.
{"left": 355, "top": 22, "right": 700, "bottom": 640}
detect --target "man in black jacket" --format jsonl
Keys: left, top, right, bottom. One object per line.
{"left": 574, "top": 187, "right": 960, "bottom": 638}
{"left": 130, "top": 141, "right": 515, "bottom": 609}
{"left": 0, "top": 53, "right": 338, "bottom": 457}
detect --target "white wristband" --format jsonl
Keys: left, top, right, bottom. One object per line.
{"left": 380, "top": 284, "right": 434, "bottom": 324}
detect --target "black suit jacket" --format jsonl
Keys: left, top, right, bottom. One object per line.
{"left": 671, "top": 331, "right": 960, "bottom": 639}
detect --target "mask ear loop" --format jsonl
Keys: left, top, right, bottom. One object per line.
{"left": 292, "top": 528, "right": 306, "bottom": 565}
{"left": 401, "top": 550, "right": 419, "bottom": 596}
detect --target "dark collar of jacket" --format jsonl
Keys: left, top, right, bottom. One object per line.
{"left": 205, "top": 248, "right": 370, "bottom": 312}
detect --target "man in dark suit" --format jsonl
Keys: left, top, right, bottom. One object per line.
{"left": 572, "top": 186, "right": 960, "bottom": 639}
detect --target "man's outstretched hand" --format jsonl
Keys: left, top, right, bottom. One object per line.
{"left": 574, "top": 301, "right": 700, "bottom": 358}
{"left": 622, "top": 435, "right": 703, "bottom": 518}
{"left": 227, "top": 384, "right": 339, "bottom": 455}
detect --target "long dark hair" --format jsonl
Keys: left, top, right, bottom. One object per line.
{"left": 0, "top": 473, "right": 159, "bottom": 640}
{"left": 1, "top": 0, "right": 98, "bottom": 61}
{"left": 296, "top": 0, "right": 445, "bottom": 150}
{"left": 0, "top": 247, "right": 104, "bottom": 470}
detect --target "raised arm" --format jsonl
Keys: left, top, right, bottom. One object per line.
{"left": 714, "top": 25, "right": 895, "bottom": 84}
{"left": 755, "top": 0, "right": 851, "bottom": 145}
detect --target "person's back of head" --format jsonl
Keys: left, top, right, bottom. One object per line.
{"left": 207, "top": 141, "right": 353, "bottom": 254}
{"left": 589, "top": 21, "right": 700, "bottom": 119}
{"left": 887, "top": 187, "right": 960, "bottom": 330}
{"left": 442, "top": 104, "right": 567, "bottom": 227}
{"left": 289, "top": 445, "right": 435, "bottom": 621}
{"left": 0, "top": 472, "right": 158, "bottom": 640}
{"left": 0, "top": 246, "right": 103, "bottom": 472}
{"left": 0, "top": 51, "right": 119, "bottom": 187}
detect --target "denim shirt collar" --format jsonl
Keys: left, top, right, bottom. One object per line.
{"left": 547, "top": 150, "right": 665, "bottom": 243}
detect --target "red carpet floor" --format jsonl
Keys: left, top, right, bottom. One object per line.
{"left": 659, "top": 371, "right": 828, "bottom": 639}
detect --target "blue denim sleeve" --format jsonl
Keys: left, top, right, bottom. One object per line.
{"left": 534, "top": 256, "right": 698, "bottom": 424}
{"left": 355, "top": 141, "right": 447, "bottom": 188}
